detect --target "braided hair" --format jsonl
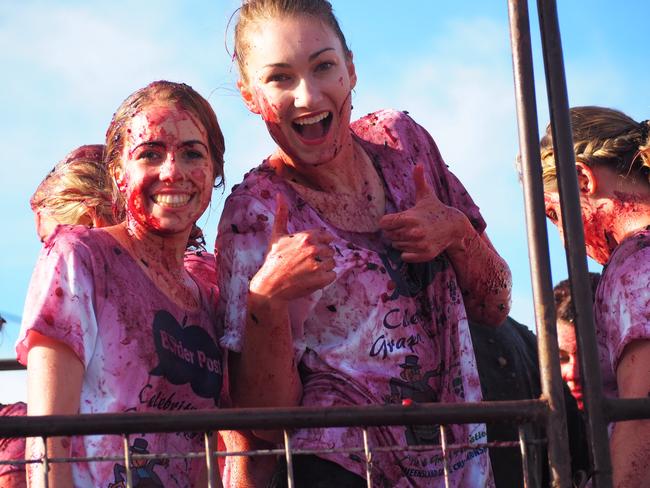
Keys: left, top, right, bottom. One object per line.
{"left": 540, "top": 106, "right": 650, "bottom": 192}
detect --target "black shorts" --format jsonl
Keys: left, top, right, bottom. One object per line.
{"left": 268, "top": 455, "right": 366, "bottom": 488}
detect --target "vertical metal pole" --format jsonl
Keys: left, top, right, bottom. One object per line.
{"left": 535, "top": 1, "right": 613, "bottom": 487}
{"left": 42, "top": 436, "right": 50, "bottom": 488}
{"left": 204, "top": 432, "right": 218, "bottom": 488}
{"left": 506, "top": 1, "right": 572, "bottom": 486}
{"left": 519, "top": 425, "right": 531, "bottom": 488}
{"left": 362, "top": 428, "right": 373, "bottom": 488}
{"left": 440, "top": 425, "right": 451, "bottom": 488}
{"left": 123, "top": 434, "right": 134, "bottom": 488}
{"left": 283, "top": 429, "right": 294, "bottom": 488}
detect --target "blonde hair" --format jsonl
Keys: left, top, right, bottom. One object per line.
{"left": 540, "top": 106, "right": 650, "bottom": 192}
{"left": 30, "top": 144, "right": 115, "bottom": 226}
{"left": 233, "top": 0, "right": 351, "bottom": 83}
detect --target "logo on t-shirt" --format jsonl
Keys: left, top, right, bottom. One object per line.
{"left": 380, "top": 247, "right": 446, "bottom": 299}
{"left": 150, "top": 310, "right": 223, "bottom": 406}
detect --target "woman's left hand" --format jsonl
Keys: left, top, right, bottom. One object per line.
{"left": 379, "top": 164, "right": 466, "bottom": 262}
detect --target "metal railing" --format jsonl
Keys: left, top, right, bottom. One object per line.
{"left": 2, "top": 1, "right": 650, "bottom": 487}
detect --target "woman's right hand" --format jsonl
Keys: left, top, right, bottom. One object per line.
{"left": 249, "top": 194, "right": 336, "bottom": 301}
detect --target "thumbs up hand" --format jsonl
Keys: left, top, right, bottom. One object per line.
{"left": 379, "top": 164, "right": 467, "bottom": 263}
{"left": 249, "top": 194, "right": 337, "bottom": 301}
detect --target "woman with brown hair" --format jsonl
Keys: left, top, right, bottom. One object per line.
{"left": 18, "top": 81, "right": 227, "bottom": 487}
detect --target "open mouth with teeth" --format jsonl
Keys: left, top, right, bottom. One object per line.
{"left": 151, "top": 193, "right": 193, "bottom": 208}
{"left": 292, "top": 111, "right": 332, "bottom": 142}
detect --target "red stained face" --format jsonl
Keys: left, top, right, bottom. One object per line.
{"left": 544, "top": 191, "right": 613, "bottom": 265}
{"left": 239, "top": 15, "right": 356, "bottom": 166}
{"left": 117, "top": 103, "right": 213, "bottom": 235}
{"left": 557, "top": 318, "right": 583, "bottom": 410}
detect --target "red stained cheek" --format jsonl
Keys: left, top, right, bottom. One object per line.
{"left": 127, "top": 186, "right": 161, "bottom": 230}
{"left": 252, "top": 86, "right": 279, "bottom": 124}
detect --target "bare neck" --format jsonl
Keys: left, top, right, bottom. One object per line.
{"left": 274, "top": 136, "right": 369, "bottom": 195}
{"left": 113, "top": 218, "right": 188, "bottom": 279}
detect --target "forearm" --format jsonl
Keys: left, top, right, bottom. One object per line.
{"left": 230, "top": 292, "right": 302, "bottom": 408}
{"left": 26, "top": 337, "right": 83, "bottom": 487}
{"left": 27, "top": 438, "right": 73, "bottom": 488}
{"left": 446, "top": 219, "right": 512, "bottom": 326}
{"left": 611, "top": 420, "right": 650, "bottom": 488}
{"left": 220, "top": 430, "right": 277, "bottom": 488}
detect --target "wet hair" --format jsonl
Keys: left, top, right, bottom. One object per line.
{"left": 553, "top": 272, "right": 601, "bottom": 324}
{"left": 30, "top": 144, "right": 115, "bottom": 227}
{"left": 105, "top": 80, "right": 225, "bottom": 223}
{"left": 540, "top": 106, "right": 650, "bottom": 193}
{"left": 233, "top": 0, "right": 351, "bottom": 82}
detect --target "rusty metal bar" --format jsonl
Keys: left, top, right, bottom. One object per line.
{"left": 0, "top": 400, "right": 548, "bottom": 438}
{"left": 42, "top": 436, "right": 50, "bottom": 488}
{"left": 123, "top": 434, "right": 133, "bottom": 488}
{"left": 204, "top": 432, "right": 218, "bottom": 488}
{"left": 283, "top": 429, "right": 294, "bottom": 488}
{"left": 603, "top": 397, "right": 650, "bottom": 422}
{"left": 519, "top": 425, "right": 531, "bottom": 488}
{"left": 535, "top": 1, "right": 613, "bottom": 486}
{"left": 0, "top": 359, "right": 25, "bottom": 371}
{"left": 506, "top": 1, "right": 571, "bottom": 486}
{"left": 362, "top": 427, "right": 372, "bottom": 488}
{"left": 440, "top": 425, "right": 451, "bottom": 488}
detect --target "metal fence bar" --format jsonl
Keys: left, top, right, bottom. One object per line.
{"left": 440, "top": 425, "right": 451, "bottom": 488}
{"left": 362, "top": 427, "right": 372, "bottom": 488}
{"left": 604, "top": 397, "right": 650, "bottom": 421}
{"left": 0, "top": 400, "right": 548, "bottom": 438}
{"left": 123, "top": 433, "right": 133, "bottom": 488}
{"left": 42, "top": 436, "right": 50, "bottom": 488}
{"left": 283, "top": 429, "right": 294, "bottom": 488}
{"left": 0, "top": 359, "right": 25, "bottom": 371}
{"left": 519, "top": 425, "right": 531, "bottom": 488}
{"left": 204, "top": 432, "right": 218, "bottom": 488}
{"left": 535, "top": 1, "right": 613, "bottom": 486}
{"left": 506, "top": 1, "right": 572, "bottom": 486}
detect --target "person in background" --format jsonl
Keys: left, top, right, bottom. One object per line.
{"left": 553, "top": 273, "right": 601, "bottom": 411}
{"left": 541, "top": 106, "right": 650, "bottom": 488}
{"left": 1, "top": 144, "right": 109, "bottom": 488}
{"left": 30, "top": 144, "right": 114, "bottom": 242}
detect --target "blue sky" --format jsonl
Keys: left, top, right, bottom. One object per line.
{"left": 1, "top": 1, "right": 649, "bottom": 403}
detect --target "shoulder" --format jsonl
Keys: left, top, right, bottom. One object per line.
{"left": 40, "top": 225, "right": 101, "bottom": 262}
{"left": 218, "top": 163, "right": 290, "bottom": 237}
{"left": 601, "top": 230, "right": 650, "bottom": 295}
{"left": 185, "top": 251, "right": 217, "bottom": 288}
{"left": 351, "top": 109, "right": 425, "bottom": 147}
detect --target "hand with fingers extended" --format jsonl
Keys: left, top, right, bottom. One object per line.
{"left": 250, "top": 194, "right": 337, "bottom": 301}
{"left": 379, "top": 164, "right": 469, "bottom": 263}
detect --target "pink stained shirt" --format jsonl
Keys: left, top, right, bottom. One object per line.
{"left": 17, "top": 226, "right": 225, "bottom": 488}
{"left": 216, "top": 110, "right": 494, "bottom": 487}
{"left": 594, "top": 228, "right": 650, "bottom": 400}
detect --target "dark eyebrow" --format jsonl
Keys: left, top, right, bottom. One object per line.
{"left": 179, "top": 140, "right": 209, "bottom": 150}
{"left": 132, "top": 141, "right": 208, "bottom": 151}
{"left": 309, "top": 47, "right": 335, "bottom": 62}
{"left": 263, "top": 47, "right": 336, "bottom": 69}
{"left": 133, "top": 141, "right": 165, "bottom": 152}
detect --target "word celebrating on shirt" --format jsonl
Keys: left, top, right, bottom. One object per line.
{"left": 400, "top": 445, "right": 488, "bottom": 478}
{"left": 150, "top": 310, "right": 223, "bottom": 405}
{"left": 370, "top": 307, "right": 424, "bottom": 359}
